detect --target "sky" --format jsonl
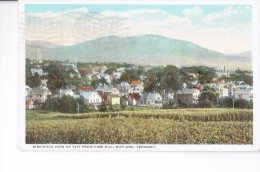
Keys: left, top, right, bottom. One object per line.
{"left": 24, "top": 4, "right": 252, "bottom": 54}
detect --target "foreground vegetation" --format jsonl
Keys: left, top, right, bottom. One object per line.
{"left": 26, "top": 108, "right": 253, "bottom": 144}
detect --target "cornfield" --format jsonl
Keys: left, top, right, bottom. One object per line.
{"left": 26, "top": 108, "right": 253, "bottom": 144}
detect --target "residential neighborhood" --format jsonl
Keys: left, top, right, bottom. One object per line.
{"left": 25, "top": 58, "right": 254, "bottom": 111}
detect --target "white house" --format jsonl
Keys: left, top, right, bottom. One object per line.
{"left": 177, "top": 88, "right": 200, "bottom": 105}
{"left": 234, "top": 88, "right": 253, "bottom": 102}
{"left": 30, "top": 68, "right": 48, "bottom": 76}
{"left": 117, "top": 82, "right": 131, "bottom": 96}
{"left": 218, "top": 87, "right": 229, "bottom": 98}
{"left": 138, "top": 92, "right": 163, "bottom": 108}
{"left": 31, "top": 87, "right": 52, "bottom": 103}
{"left": 30, "top": 68, "right": 43, "bottom": 76}
{"left": 81, "top": 91, "right": 102, "bottom": 110}
{"left": 59, "top": 88, "right": 74, "bottom": 98}
{"left": 25, "top": 85, "right": 32, "bottom": 97}
{"left": 224, "top": 83, "right": 238, "bottom": 97}
{"left": 209, "top": 84, "right": 229, "bottom": 98}
{"left": 130, "top": 82, "right": 144, "bottom": 94}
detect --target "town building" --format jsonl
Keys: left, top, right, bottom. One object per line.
{"left": 26, "top": 97, "right": 34, "bottom": 109}
{"left": 138, "top": 92, "right": 163, "bottom": 108}
{"left": 59, "top": 88, "right": 74, "bottom": 98}
{"left": 96, "top": 86, "right": 120, "bottom": 100}
{"left": 128, "top": 93, "right": 140, "bottom": 106}
{"left": 117, "top": 82, "right": 131, "bottom": 96}
{"left": 107, "top": 94, "right": 121, "bottom": 105}
{"left": 81, "top": 91, "right": 102, "bottom": 110}
{"left": 31, "top": 87, "right": 52, "bottom": 103}
{"left": 177, "top": 87, "right": 200, "bottom": 106}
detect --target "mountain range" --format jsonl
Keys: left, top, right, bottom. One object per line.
{"left": 26, "top": 35, "right": 252, "bottom": 69}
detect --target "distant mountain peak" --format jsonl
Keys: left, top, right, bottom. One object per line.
{"left": 26, "top": 35, "right": 252, "bottom": 70}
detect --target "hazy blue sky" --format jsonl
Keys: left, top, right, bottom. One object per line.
{"left": 25, "top": 4, "right": 252, "bottom": 54}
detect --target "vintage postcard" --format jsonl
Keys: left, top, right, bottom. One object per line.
{"left": 18, "top": 0, "right": 260, "bottom": 151}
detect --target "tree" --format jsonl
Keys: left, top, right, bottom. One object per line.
{"left": 42, "top": 96, "right": 59, "bottom": 111}
{"left": 91, "top": 79, "right": 99, "bottom": 89}
{"left": 71, "top": 77, "right": 81, "bottom": 90}
{"left": 229, "top": 69, "right": 253, "bottom": 86}
{"left": 218, "top": 97, "right": 233, "bottom": 108}
{"left": 74, "top": 96, "right": 88, "bottom": 113}
{"left": 33, "top": 99, "right": 41, "bottom": 109}
{"left": 99, "top": 101, "right": 108, "bottom": 112}
{"left": 137, "top": 66, "right": 145, "bottom": 76}
{"left": 144, "top": 72, "right": 157, "bottom": 92}
{"left": 162, "top": 65, "right": 179, "bottom": 93}
{"left": 47, "top": 65, "right": 69, "bottom": 93}
{"left": 234, "top": 98, "right": 253, "bottom": 109}
{"left": 111, "top": 78, "right": 120, "bottom": 86}
{"left": 99, "top": 77, "right": 109, "bottom": 86}
{"left": 144, "top": 66, "right": 164, "bottom": 93}
{"left": 104, "top": 67, "right": 116, "bottom": 75}
{"left": 57, "top": 95, "right": 76, "bottom": 113}
{"left": 178, "top": 68, "right": 195, "bottom": 88}
{"left": 120, "top": 71, "right": 132, "bottom": 83}
{"left": 197, "top": 66, "right": 215, "bottom": 84}
{"left": 199, "top": 98, "right": 213, "bottom": 108}
{"left": 26, "top": 73, "right": 41, "bottom": 88}
{"left": 179, "top": 66, "right": 216, "bottom": 85}
{"left": 162, "top": 99, "right": 174, "bottom": 109}
{"left": 199, "top": 86, "right": 219, "bottom": 108}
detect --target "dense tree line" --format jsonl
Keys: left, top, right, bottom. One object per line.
{"left": 220, "top": 69, "right": 253, "bottom": 86}
{"left": 42, "top": 95, "right": 87, "bottom": 113}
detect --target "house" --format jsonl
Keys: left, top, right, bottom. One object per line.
{"left": 177, "top": 87, "right": 200, "bottom": 106}
{"left": 138, "top": 92, "right": 163, "bottom": 108}
{"left": 100, "top": 74, "right": 111, "bottom": 84}
{"left": 30, "top": 68, "right": 48, "bottom": 76}
{"left": 100, "top": 65, "right": 108, "bottom": 73}
{"left": 117, "top": 82, "right": 131, "bottom": 96}
{"left": 30, "top": 68, "right": 43, "bottom": 76}
{"left": 209, "top": 84, "right": 229, "bottom": 98}
{"left": 80, "top": 86, "right": 93, "bottom": 92}
{"left": 113, "top": 72, "right": 122, "bottom": 79}
{"left": 59, "top": 88, "right": 74, "bottom": 98}
{"left": 107, "top": 94, "right": 120, "bottom": 105}
{"left": 128, "top": 93, "right": 140, "bottom": 106}
{"left": 192, "top": 84, "right": 202, "bottom": 90}
{"left": 96, "top": 86, "right": 120, "bottom": 100}
{"left": 81, "top": 91, "right": 102, "bottom": 110}
{"left": 131, "top": 80, "right": 141, "bottom": 87}
{"left": 218, "top": 87, "right": 229, "bottom": 98}
{"left": 214, "top": 66, "right": 228, "bottom": 77}
{"left": 26, "top": 97, "right": 34, "bottom": 109}
{"left": 72, "top": 94, "right": 81, "bottom": 100}
{"left": 31, "top": 87, "right": 52, "bottom": 103}
{"left": 92, "top": 73, "right": 101, "bottom": 80}
{"left": 116, "top": 67, "right": 125, "bottom": 72}
{"left": 224, "top": 83, "right": 238, "bottom": 97}
{"left": 163, "top": 92, "right": 175, "bottom": 102}
{"left": 234, "top": 88, "right": 253, "bottom": 102}
{"left": 40, "top": 79, "right": 49, "bottom": 90}
{"left": 212, "top": 78, "right": 221, "bottom": 84}
{"left": 25, "top": 85, "right": 32, "bottom": 97}
{"left": 130, "top": 81, "right": 144, "bottom": 94}
{"left": 237, "top": 84, "right": 252, "bottom": 90}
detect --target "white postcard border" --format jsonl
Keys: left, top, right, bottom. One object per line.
{"left": 18, "top": 0, "right": 260, "bottom": 151}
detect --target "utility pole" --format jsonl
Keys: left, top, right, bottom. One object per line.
{"left": 232, "top": 96, "right": 235, "bottom": 109}
{"left": 78, "top": 102, "right": 79, "bottom": 114}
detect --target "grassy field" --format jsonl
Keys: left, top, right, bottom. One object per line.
{"left": 26, "top": 108, "right": 253, "bottom": 144}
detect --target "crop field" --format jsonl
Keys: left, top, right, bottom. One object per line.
{"left": 26, "top": 108, "right": 253, "bottom": 144}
